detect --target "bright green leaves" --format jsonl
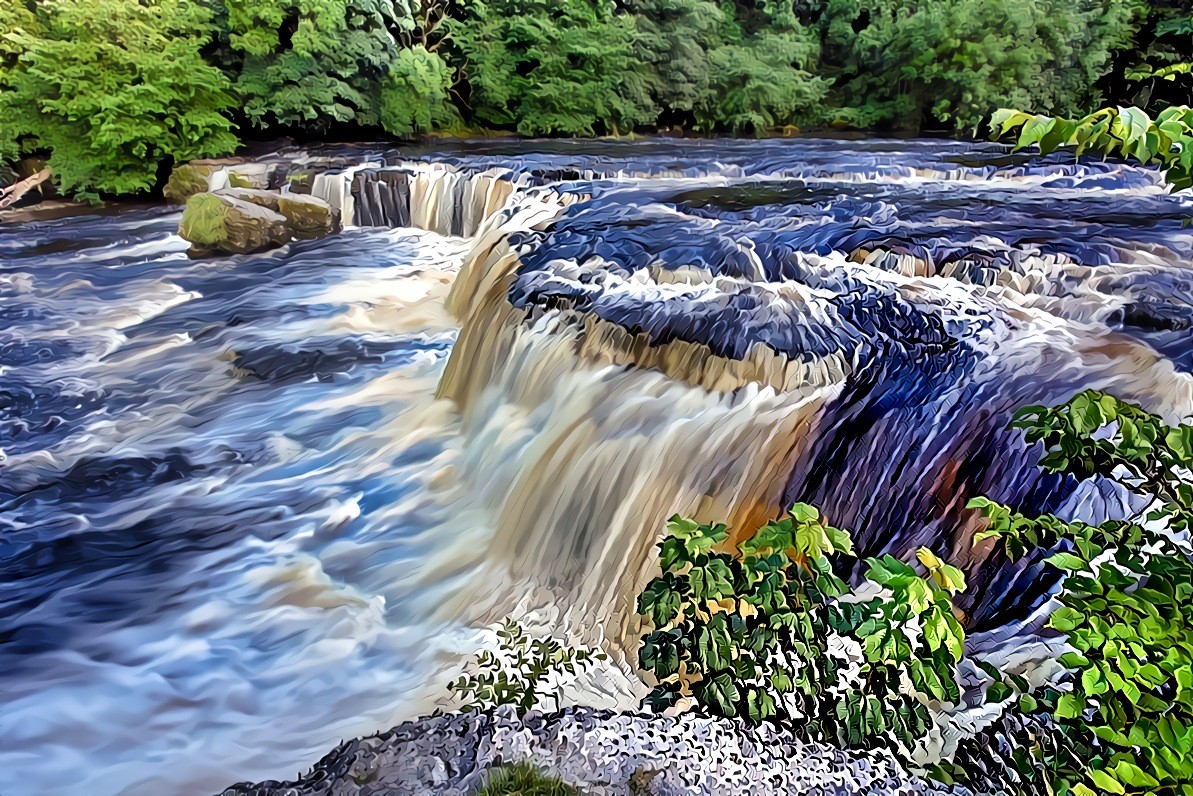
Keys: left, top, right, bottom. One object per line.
{"left": 0, "top": 0, "right": 238, "bottom": 198}
{"left": 637, "top": 504, "right": 967, "bottom": 764}
{"left": 379, "top": 45, "right": 460, "bottom": 137}
{"left": 450, "top": 619, "right": 606, "bottom": 715}
{"left": 664, "top": 515, "right": 729, "bottom": 562}
{"left": 916, "top": 547, "right": 967, "bottom": 594}
{"left": 970, "top": 390, "right": 1193, "bottom": 795}
{"left": 991, "top": 105, "right": 1193, "bottom": 191}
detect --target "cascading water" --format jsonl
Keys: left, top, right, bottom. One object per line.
{"left": 1, "top": 139, "right": 1190, "bottom": 795}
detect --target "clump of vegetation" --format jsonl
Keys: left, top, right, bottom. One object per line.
{"left": 1, "top": 0, "right": 1179, "bottom": 196}
{"left": 449, "top": 619, "right": 607, "bottom": 715}
{"left": 636, "top": 505, "right": 966, "bottom": 757}
{"left": 970, "top": 391, "right": 1193, "bottom": 796}
{"left": 475, "top": 762, "right": 576, "bottom": 796}
{"left": 0, "top": 0, "right": 237, "bottom": 198}
{"left": 634, "top": 391, "right": 1193, "bottom": 796}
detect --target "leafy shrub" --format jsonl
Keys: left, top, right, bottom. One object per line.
{"left": 475, "top": 762, "right": 576, "bottom": 796}
{"left": 450, "top": 0, "right": 659, "bottom": 136}
{"left": 0, "top": 0, "right": 238, "bottom": 198}
{"left": 813, "top": 0, "right": 1141, "bottom": 131}
{"left": 222, "top": 0, "right": 410, "bottom": 131}
{"left": 971, "top": 391, "right": 1193, "bottom": 795}
{"left": 449, "top": 620, "right": 606, "bottom": 714}
{"left": 991, "top": 105, "right": 1193, "bottom": 190}
{"left": 637, "top": 504, "right": 966, "bottom": 757}
{"left": 695, "top": 32, "right": 831, "bottom": 134}
{"left": 379, "top": 45, "right": 459, "bottom": 137}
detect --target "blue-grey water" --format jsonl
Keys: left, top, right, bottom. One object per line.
{"left": 1, "top": 139, "right": 1191, "bottom": 794}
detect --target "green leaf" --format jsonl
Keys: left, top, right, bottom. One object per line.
{"left": 638, "top": 575, "right": 683, "bottom": 627}
{"left": 825, "top": 524, "right": 856, "bottom": 556}
{"left": 1111, "top": 760, "right": 1159, "bottom": 789}
{"left": 1088, "top": 768, "right": 1126, "bottom": 795}
{"left": 1057, "top": 692, "right": 1085, "bottom": 719}
{"left": 1046, "top": 552, "right": 1088, "bottom": 571}
{"left": 986, "top": 682, "right": 1013, "bottom": 703}
{"left": 689, "top": 558, "right": 735, "bottom": 601}
{"left": 696, "top": 672, "right": 740, "bottom": 717}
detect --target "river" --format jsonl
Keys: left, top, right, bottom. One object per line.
{"left": 1, "top": 138, "right": 1190, "bottom": 795}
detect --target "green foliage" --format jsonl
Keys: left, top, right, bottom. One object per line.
{"left": 379, "top": 45, "right": 459, "bottom": 137}
{"left": 223, "top": 0, "right": 412, "bottom": 130}
{"left": 637, "top": 504, "right": 966, "bottom": 759}
{"left": 450, "top": 0, "right": 658, "bottom": 135}
{"left": 970, "top": 390, "right": 1193, "bottom": 795}
{"left": 991, "top": 105, "right": 1193, "bottom": 190}
{"left": 449, "top": 620, "right": 606, "bottom": 715}
{"left": 1, "top": 0, "right": 1185, "bottom": 192}
{"left": 696, "top": 32, "right": 830, "bottom": 134}
{"left": 475, "top": 762, "right": 576, "bottom": 796}
{"left": 0, "top": 0, "right": 238, "bottom": 198}
{"left": 1113, "top": 1, "right": 1192, "bottom": 110}
{"left": 813, "top": 0, "right": 1142, "bottom": 131}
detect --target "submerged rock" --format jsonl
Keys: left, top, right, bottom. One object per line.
{"left": 219, "top": 706, "right": 973, "bottom": 796}
{"left": 179, "top": 192, "right": 290, "bottom": 257}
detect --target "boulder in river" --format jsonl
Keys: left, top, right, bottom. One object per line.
{"left": 164, "top": 158, "right": 245, "bottom": 204}
{"left": 277, "top": 194, "right": 341, "bottom": 239}
{"left": 179, "top": 192, "right": 291, "bottom": 257}
{"left": 218, "top": 706, "right": 973, "bottom": 796}
{"left": 214, "top": 187, "right": 283, "bottom": 211}
{"left": 179, "top": 190, "right": 342, "bottom": 256}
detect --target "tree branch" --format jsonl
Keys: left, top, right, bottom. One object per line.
{"left": 0, "top": 167, "right": 52, "bottom": 209}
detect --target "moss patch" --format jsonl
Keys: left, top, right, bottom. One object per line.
{"left": 179, "top": 192, "right": 230, "bottom": 245}
{"left": 474, "top": 762, "right": 576, "bottom": 796}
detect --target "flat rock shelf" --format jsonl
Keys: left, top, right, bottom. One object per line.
{"left": 219, "top": 706, "right": 976, "bottom": 796}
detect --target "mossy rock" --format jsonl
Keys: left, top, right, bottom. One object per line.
{"left": 214, "top": 187, "right": 282, "bottom": 211}
{"left": 179, "top": 192, "right": 291, "bottom": 257}
{"left": 277, "top": 194, "right": 341, "bottom": 240}
{"left": 224, "top": 164, "right": 272, "bottom": 190}
{"left": 164, "top": 159, "right": 241, "bottom": 204}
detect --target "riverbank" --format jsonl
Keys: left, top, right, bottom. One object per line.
{"left": 218, "top": 706, "right": 974, "bottom": 796}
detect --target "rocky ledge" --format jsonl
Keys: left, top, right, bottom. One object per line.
{"left": 179, "top": 187, "right": 341, "bottom": 257}
{"left": 219, "top": 706, "right": 976, "bottom": 796}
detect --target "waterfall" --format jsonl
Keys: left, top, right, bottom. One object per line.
{"left": 204, "top": 144, "right": 1193, "bottom": 635}
{"left": 425, "top": 158, "right": 1193, "bottom": 638}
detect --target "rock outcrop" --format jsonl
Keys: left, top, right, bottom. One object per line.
{"left": 164, "top": 158, "right": 245, "bottom": 204}
{"left": 178, "top": 189, "right": 340, "bottom": 257}
{"left": 219, "top": 706, "right": 973, "bottom": 796}
{"left": 278, "top": 193, "right": 342, "bottom": 239}
{"left": 179, "top": 192, "right": 291, "bottom": 257}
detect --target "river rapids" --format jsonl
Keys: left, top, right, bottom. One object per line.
{"left": 1, "top": 139, "right": 1191, "bottom": 795}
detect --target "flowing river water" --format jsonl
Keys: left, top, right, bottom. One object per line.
{"left": 1, "top": 139, "right": 1191, "bottom": 794}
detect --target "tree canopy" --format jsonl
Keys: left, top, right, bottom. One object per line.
{"left": 1, "top": 0, "right": 1183, "bottom": 197}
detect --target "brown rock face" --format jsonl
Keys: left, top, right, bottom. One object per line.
{"left": 277, "top": 194, "right": 341, "bottom": 239}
